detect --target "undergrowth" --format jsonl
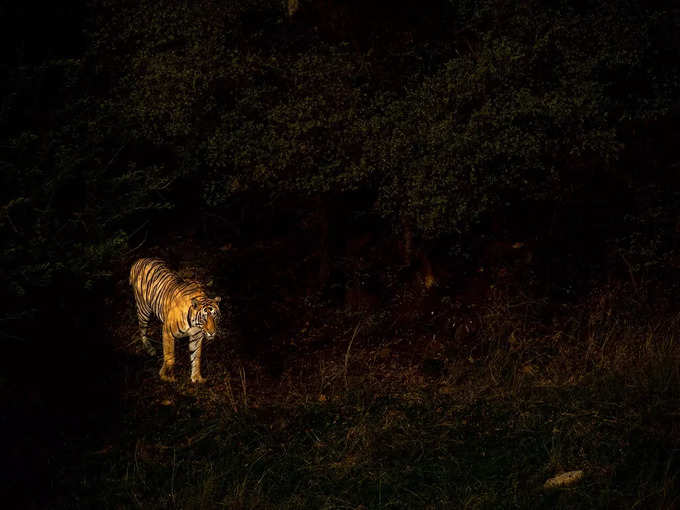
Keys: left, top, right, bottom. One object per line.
{"left": 53, "top": 284, "right": 680, "bottom": 509}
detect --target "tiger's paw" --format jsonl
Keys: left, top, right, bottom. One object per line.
{"left": 159, "top": 365, "right": 176, "bottom": 382}
{"left": 191, "top": 374, "right": 207, "bottom": 384}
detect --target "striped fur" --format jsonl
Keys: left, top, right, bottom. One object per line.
{"left": 130, "top": 258, "right": 221, "bottom": 383}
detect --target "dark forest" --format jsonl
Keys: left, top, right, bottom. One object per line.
{"left": 2, "top": 0, "right": 680, "bottom": 507}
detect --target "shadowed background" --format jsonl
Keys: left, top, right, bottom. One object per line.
{"left": 2, "top": 0, "right": 680, "bottom": 507}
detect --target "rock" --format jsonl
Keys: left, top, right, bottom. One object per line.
{"left": 544, "top": 470, "right": 584, "bottom": 489}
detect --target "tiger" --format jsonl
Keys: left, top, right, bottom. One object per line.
{"left": 129, "top": 257, "right": 221, "bottom": 383}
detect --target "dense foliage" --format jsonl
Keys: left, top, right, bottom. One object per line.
{"left": 3, "top": 2, "right": 679, "bottom": 333}
{"left": 0, "top": 0, "right": 677, "bottom": 365}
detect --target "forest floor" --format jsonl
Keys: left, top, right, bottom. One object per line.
{"left": 43, "top": 237, "right": 680, "bottom": 509}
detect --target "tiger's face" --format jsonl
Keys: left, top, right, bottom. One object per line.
{"left": 190, "top": 296, "right": 221, "bottom": 339}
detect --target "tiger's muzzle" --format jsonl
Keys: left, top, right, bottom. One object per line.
{"left": 202, "top": 314, "right": 218, "bottom": 339}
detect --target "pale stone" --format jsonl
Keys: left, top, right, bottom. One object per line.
{"left": 544, "top": 470, "right": 584, "bottom": 489}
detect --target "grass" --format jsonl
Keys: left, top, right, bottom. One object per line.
{"left": 69, "top": 379, "right": 679, "bottom": 509}
{"left": 52, "top": 285, "right": 680, "bottom": 509}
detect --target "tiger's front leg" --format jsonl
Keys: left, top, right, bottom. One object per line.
{"left": 135, "top": 305, "right": 156, "bottom": 356}
{"left": 189, "top": 333, "right": 206, "bottom": 384}
{"left": 159, "top": 325, "right": 176, "bottom": 382}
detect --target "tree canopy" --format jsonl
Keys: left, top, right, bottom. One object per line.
{"left": 1, "top": 0, "right": 679, "bottom": 342}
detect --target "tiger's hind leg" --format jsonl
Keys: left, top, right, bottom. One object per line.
{"left": 135, "top": 304, "right": 157, "bottom": 356}
{"left": 159, "top": 325, "right": 176, "bottom": 382}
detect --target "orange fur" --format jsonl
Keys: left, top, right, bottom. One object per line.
{"left": 130, "top": 258, "right": 221, "bottom": 383}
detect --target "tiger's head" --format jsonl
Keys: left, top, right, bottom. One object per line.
{"left": 190, "top": 296, "right": 222, "bottom": 339}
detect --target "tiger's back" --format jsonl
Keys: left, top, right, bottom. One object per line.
{"left": 129, "top": 258, "right": 202, "bottom": 324}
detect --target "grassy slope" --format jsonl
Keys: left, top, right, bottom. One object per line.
{"left": 52, "top": 243, "right": 680, "bottom": 510}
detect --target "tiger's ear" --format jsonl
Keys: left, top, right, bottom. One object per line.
{"left": 191, "top": 297, "right": 200, "bottom": 308}
{"left": 214, "top": 296, "right": 221, "bottom": 303}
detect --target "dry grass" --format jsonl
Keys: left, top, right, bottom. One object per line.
{"left": 53, "top": 282, "right": 680, "bottom": 509}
